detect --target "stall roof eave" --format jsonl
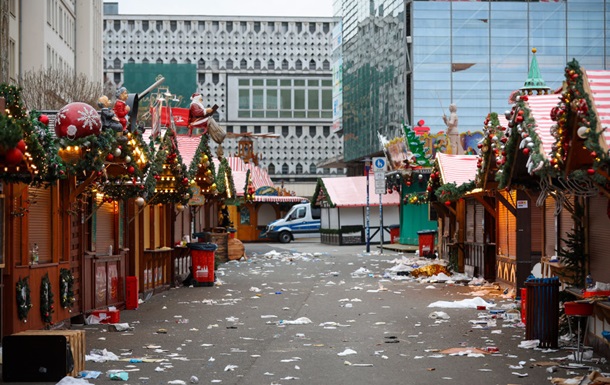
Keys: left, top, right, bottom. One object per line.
{"left": 318, "top": 176, "right": 401, "bottom": 208}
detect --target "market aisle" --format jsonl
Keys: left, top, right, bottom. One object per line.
{"left": 10, "top": 242, "right": 610, "bottom": 385}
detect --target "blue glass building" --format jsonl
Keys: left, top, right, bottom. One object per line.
{"left": 335, "top": 0, "right": 610, "bottom": 164}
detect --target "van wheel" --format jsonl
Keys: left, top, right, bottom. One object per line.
{"left": 278, "top": 231, "right": 292, "bottom": 243}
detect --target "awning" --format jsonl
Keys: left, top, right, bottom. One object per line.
{"left": 435, "top": 153, "right": 478, "bottom": 185}
{"left": 586, "top": 70, "right": 610, "bottom": 150}
{"left": 319, "top": 176, "right": 400, "bottom": 207}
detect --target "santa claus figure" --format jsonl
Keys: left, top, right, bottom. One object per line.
{"left": 113, "top": 87, "right": 130, "bottom": 132}
{"left": 188, "top": 93, "right": 217, "bottom": 136}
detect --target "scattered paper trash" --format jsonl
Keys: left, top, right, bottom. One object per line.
{"left": 337, "top": 348, "right": 357, "bottom": 356}
{"left": 429, "top": 311, "right": 450, "bottom": 320}
{"left": 428, "top": 297, "right": 495, "bottom": 309}
{"left": 224, "top": 364, "right": 238, "bottom": 371}
{"left": 168, "top": 381, "right": 187, "bottom": 385}
{"left": 86, "top": 349, "right": 119, "bottom": 362}
{"left": 518, "top": 340, "right": 540, "bottom": 349}
{"left": 78, "top": 371, "right": 102, "bottom": 379}
{"left": 279, "top": 317, "right": 312, "bottom": 325}
{"left": 106, "top": 370, "right": 128, "bottom": 381}
{"left": 56, "top": 377, "right": 96, "bottom": 385}
{"left": 107, "top": 323, "right": 132, "bottom": 332}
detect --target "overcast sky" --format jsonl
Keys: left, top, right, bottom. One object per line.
{"left": 107, "top": 0, "right": 335, "bottom": 17}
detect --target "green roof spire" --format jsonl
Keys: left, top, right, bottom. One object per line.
{"left": 521, "top": 48, "right": 551, "bottom": 95}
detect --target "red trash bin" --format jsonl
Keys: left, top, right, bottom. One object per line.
{"left": 389, "top": 225, "right": 400, "bottom": 244}
{"left": 188, "top": 242, "right": 217, "bottom": 287}
{"left": 125, "top": 276, "right": 139, "bottom": 310}
{"left": 417, "top": 230, "right": 437, "bottom": 258}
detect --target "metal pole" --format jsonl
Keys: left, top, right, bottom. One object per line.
{"left": 365, "top": 158, "right": 371, "bottom": 253}
{"left": 379, "top": 192, "right": 383, "bottom": 254}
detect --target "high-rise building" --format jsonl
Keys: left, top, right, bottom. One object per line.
{"left": 102, "top": 5, "right": 343, "bottom": 196}
{"left": 336, "top": 0, "right": 610, "bottom": 166}
{"left": 6, "top": 0, "right": 103, "bottom": 84}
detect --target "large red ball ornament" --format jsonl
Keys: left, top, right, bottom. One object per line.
{"left": 55, "top": 102, "right": 101, "bottom": 139}
{"left": 127, "top": 166, "right": 135, "bottom": 174}
{"left": 16, "top": 139, "right": 27, "bottom": 153}
{"left": 38, "top": 115, "right": 49, "bottom": 126}
{"left": 587, "top": 168, "right": 596, "bottom": 175}
{"left": 4, "top": 147, "right": 23, "bottom": 166}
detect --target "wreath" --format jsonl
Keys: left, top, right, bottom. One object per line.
{"left": 40, "top": 273, "right": 55, "bottom": 324}
{"left": 59, "top": 268, "right": 75, "bottom": 310}
{"left": 16, "top": 276, "right": 32, "bottom": 321}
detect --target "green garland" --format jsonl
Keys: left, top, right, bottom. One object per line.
{"left": 243, "top": 169, "right": 254, "bottom": 203}
{"left": 403, "top": 191, "right": 429, "bottom": 205}
{"left": 495, "top": 94, "right": 554, "bottom": 189}
{"left": 0, "top": 84, "right": 66, "bottom": 185}
{"left": 16, "top": 276, "right": 32, "bottom": 321}
{"left": 219, "top": 157, "right": 236, "bottom": 199}
{"left": 59, "top": 268, "right": 75, "bottom": 310}
{"left": 145, "top": 130, "right": 191, "bottom": 205}
{"left": 475, "top": 113, "right": 501, "bottom": 187}
{"left": 435, "top": 181, "right": 476, "bottom": 203}
{"left": 312, "top": 177, "right": 334, "bottom": 207}
{"left": 551, "top": 60, "right": 609, "bottom": 186}
{"left": 40, "top": 273, "right": 54, "bottom": 324}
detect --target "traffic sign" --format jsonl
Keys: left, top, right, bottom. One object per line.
{"left": 372, "top": 157, "right": 387, "bottom": 172}
{"left": 374, "top": 178, "right": 386, "bottom": 194}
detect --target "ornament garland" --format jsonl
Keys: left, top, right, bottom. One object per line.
{"left": 40, "top": 273, "right": 55, "bottom": 324}
{"left": 243, "top": 169, "right": 255, "bottom": 203}
{"left": 59, "top": 268, "right": 75, "bottom": 310}
{"left": 16, "top": 276, "right": 32, "bottom": 321}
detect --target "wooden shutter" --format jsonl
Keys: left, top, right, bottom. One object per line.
{"left": 588, "top": 195, "right": 610, "bottom": 282}
{"left": 498, "top": 196, "right": 508, "bottom": 256}
{"left": 96, "top": 200, "right": 115, "bottom": 254}
{"left": 28, "top": 186, "right": 52, "bottom": 263}
{"left": 466, "top": 200, "right": 475, "bottom": 242}
{"left": 530, "top": 202, "right": 543, "bottom": 254}
{"left": 559, "top": 196, "right": 575, "bottom": 250}
{"left": 475, "top": 201, "right": 484, "bottom": 243}
{"left": 544, "top": 195, "right": 557, "bottom": 258}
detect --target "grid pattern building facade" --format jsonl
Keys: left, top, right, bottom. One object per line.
{"left": 102, "top": 8, "right": 343, "bottom": 192}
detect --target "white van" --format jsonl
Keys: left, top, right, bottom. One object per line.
{"left": 261, "top": 202, "right": 321, "bottom": 243}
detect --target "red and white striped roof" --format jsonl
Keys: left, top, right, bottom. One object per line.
{"left": 320, "top": 176, "right": 400, "bottom": 208}
{"left": 586, "top": 70, "right": 610, "bottom": 150}
{"left": 435, "top": 153, "right": 478, "bottom": 185}
{"left": 525, "top": 93, "right": 562, "bottom": 159}
{"left": 175, "top": 135, "right": 201, "bottom": 166}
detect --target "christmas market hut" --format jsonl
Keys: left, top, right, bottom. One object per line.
{"left": 490, "top": 49, "right": 563, "bottom": 293}
{"left": 541, "top": 59, "right": 610, "bottom": 358}
{"left": 381, "top": 124, "right": 437, "bottom": 245}
{"left": 313, "top": 176, "right": 400, "bottom": 245}
{"left": 424, "top": 153, "right": 492, "bottom": 278}
{"left": 226, "top": 156, "right": 305, "bottom": 242}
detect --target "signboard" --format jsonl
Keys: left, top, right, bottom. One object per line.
{"left": 374, "top": 176, "right": 386, "bottom": 195}
{"left": 517, "top": 200, "right": 528, "bottom": 209}
{"left": 373, "top": 157, "right": 387, "bottom": 173}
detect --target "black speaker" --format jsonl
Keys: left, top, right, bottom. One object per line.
{"left": 2, "top": 334, "right": 74, "bottom": 382}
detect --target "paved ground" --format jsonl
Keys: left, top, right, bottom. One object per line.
{"left": 2, "top": 240, "right": 609, "bottom": 385}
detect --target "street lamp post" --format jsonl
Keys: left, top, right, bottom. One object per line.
{"left": 365, "top": 157, "right": 371, "bottom": 253}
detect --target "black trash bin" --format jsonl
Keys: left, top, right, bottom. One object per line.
{"left": 525, "top": 277, "right": 560, "bottom": 349}
{"left": 187, "top": 242, "right": 217, "bottom": 287}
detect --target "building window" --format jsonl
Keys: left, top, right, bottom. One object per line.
{"left": 226, "top": 22, "right": 233, "bottom": 33}
{"left": 295, "top": 126, "right": 302, "bottom": 138}
{"left": 254, "top": 126, "right": 261, "bottom": 134}
{"left": 142, "top": 20, "right": 149, "bottom": 31}
{"left": 240, "top": 125, "right": 248, "bottom": 134}
{"left": 282, "top": 59, "right": 289, "bottom": 70}
{"left": 268, "top": 163, "right": 275, "bottom": 174}
{"left": 309, "top": 60, "right": 316, "bottom": 70}
{"left": 226, "top": 126, "right": 234, "bottom": 133}
{"left": 240, "top": 59, "right": 247, "bottom": 69}
{"left": 254, "top": 59, "right": 261, "bottom": 70}
{"left": 254, "top": 21, "right": 261, "bottom": 32}
{"left": 282, "top": 126, "right": 289, "bottom": 137}
{"left": 323, "top": 126, "right": 330, "bottom": 137}
{"left": 309, "top": 126, "right": 317, "bottom": 137}
{"left": 309, "top": 23, "right": 316, "bottom": 33}
{"left": 295, "top": 60, "right": 302, "bottom": 70}
{"left": 296, "top": 164, "right": 303, "bottom": 174}
{"left": 282, "top": 163, "right": 289, "bottom": 174}
{"left": 212, "top": 73, "right": 219, "bottom": 84}
{"left": 309, "top": 163, "right": 317, "bottom": 174}
{"left": 268, "top": 126, "right": 275, "bottom": 134}
{"left": 226, "top": 59, "right": 233, "bottom": 69}
{"left": 268, "top": 59, "right": 275, "bottom": 69}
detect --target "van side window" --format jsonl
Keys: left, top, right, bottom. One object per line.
{"left": 311, "top": 207, "right": 321, "bottom": 219}
{"left": 297, "top": 208, "right": 306, "bottom": 219}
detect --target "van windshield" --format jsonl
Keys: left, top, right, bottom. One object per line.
{"left": 285, "top": 206, "right": 306, "bottom": 221}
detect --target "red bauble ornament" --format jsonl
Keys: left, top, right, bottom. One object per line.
{"left": 127, "top": 166, "right": 135, "bottom": 174}
{"left": 587, "top": 168, "right": 595, "bottom": 175}
{"left": 16, "top": 139, "right": 26, "bottom": 153}
{"left": 106, "top": 153, "right": 114, "bottom": 162}
{"left": 55, "top": 102, "right": 101, "bottom": 139}
{"left": 522, "top": 148, "right": 530, "bottom": 156}
{"left": 182, "top": 177, "right": 189, "bottom": 185}
{"left": 417, "top": 119, "right": 425, "bottom": 127}
{"left": 591, "top": 151, "right": 597, "bottom": 158}
{"left": 4, "top": 147, "right": 23, "bottom": 166}
{"left": 444, "top": 201, "right": 452, "bottom": 207}
{"left": 38, "top": 114, "right": 49, "bottom": 125}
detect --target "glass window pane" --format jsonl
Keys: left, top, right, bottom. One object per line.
{"left": 238, "top": 89, "right": 249, "bottom": 109}
{"left": 252, "top": 79, "right": 263, "bottom": 86}
{"left": 238, "top": 79, "right": 249, "bottom": 86}
{"left": 253, "top": 89, "right": 264, "bottom": 109}
{"left": 294, "top": 89, "right": 305, "bottom": 109}
{"left": 280, "top": 89, "right": 291, "bottom": 109}
{"left": 294, "top": 79, "right": 305, "bottom": 86}
{"left": 321, "top": 89, "right": 332, "bottom": 110}
{"left": 267, "top": 79, "right": 277, "bottom": 86}
{"left": 308, "top": 79, "right": 319, "bottom": 86}
{"left": 308, "top": 89, "right": 319, "bottom": 110}
{"left": 252, "top": 111, "right": 264, "bottom": 118}
{"left": 267, "top": 89, "right": 277, "bottom": 109}
{"left": 280, "top": 79, "right": 291, "bottom": 86}
{"left": 280, "top": 110, "right": 292, "bottom": 118}
{"left": 266, "top": 111, "right": 278, "bottom": 118}
{"left": 238, "top": 110, "right": 250, "bottom": 118}
{"left": 322, "top": 79, "right": 332, "bottom": 87}
{"left": 294, "top": 111, "right": 306, "bottom": 118}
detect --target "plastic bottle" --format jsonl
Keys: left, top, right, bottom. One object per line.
{"left": 586, "top": 275, "right": 594, "bottom": 290}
